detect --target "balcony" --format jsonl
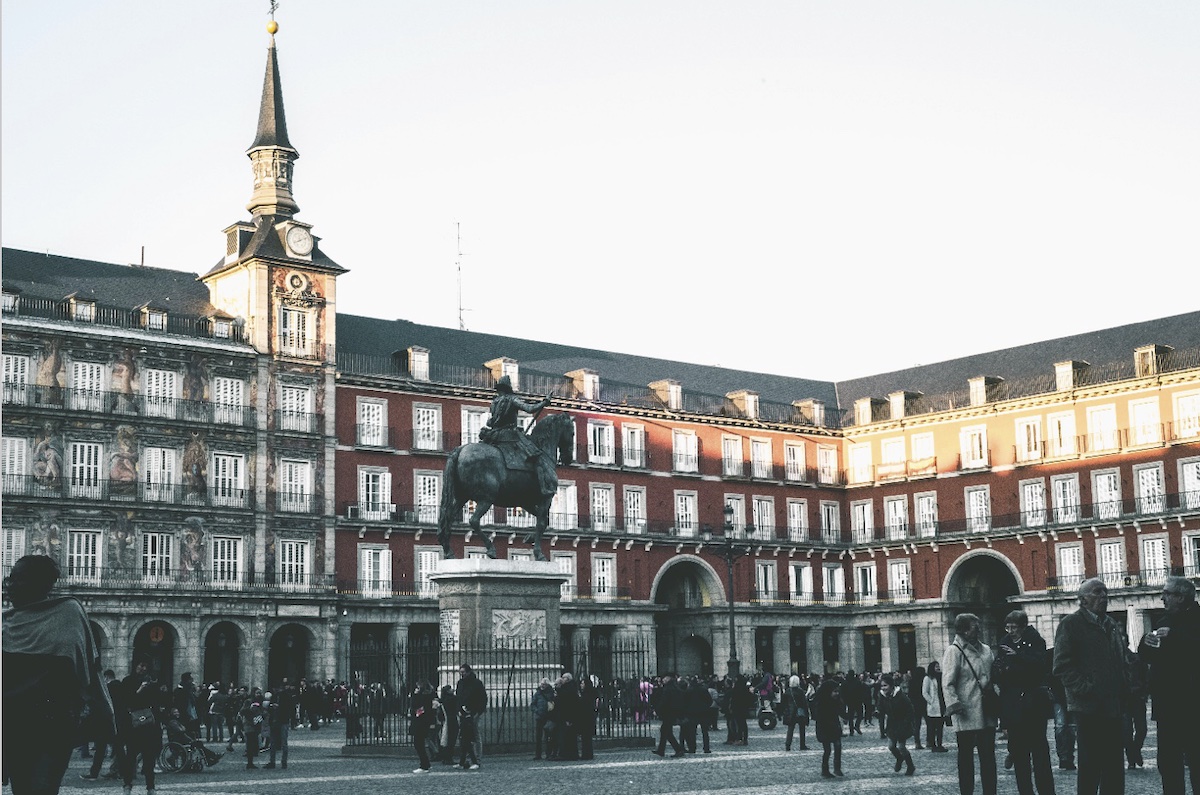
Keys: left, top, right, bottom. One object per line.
{"left": 410, "top": 429, "right": 454, "bottom": 454}
{"left": 2, "top": 564, "right": 336, "bottom": 595}
{"left": 3, "top": 474, "right": 253, "bottom": 509}
{"left": 276, "top": 490, "right": 324, "bottom": 514}
{"left": 277, "top": 409, "right": 319, "bottom": 434}
{"left": 3, "top": 384, "right": 255, "bottom": 427}
{"left": 1047, "top": 567, "right": 1191, "bottom": 593}
{"left": 2, "top": 294, "right": 246, "bottom": 343}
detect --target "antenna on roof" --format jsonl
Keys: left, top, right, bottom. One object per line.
{"left": 456, "top": 222, "right": 469, "bottom": 331}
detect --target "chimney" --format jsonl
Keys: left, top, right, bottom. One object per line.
{"left": 727, "top": 390, "right": 759, "bottom": 420}
{"left": 888, "top": 391, "right": 923, "bottom": 420}
{"left": 1054, "top": 360, "right": 1089, "bottom": 391}
{"left": 968, "top": 376, "right": 1004, "bottom": 407}
{"left": 650, "top": 379, "right": 682, "bottom": 411}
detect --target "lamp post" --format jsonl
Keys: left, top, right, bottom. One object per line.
{"left": 705, "top": 503, "right": 754, "bottom": 678}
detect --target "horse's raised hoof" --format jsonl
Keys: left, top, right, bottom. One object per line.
{"left": 533, "top": 550, "right": 548, "bottom": 562}
{"left": 485, "top": 547, "right": 498, "bottom": 560}
{"left": 441, "top": 547, "right": 455, "bottom": 560}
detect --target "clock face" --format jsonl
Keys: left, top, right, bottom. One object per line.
{"left": 286, "top": 225, "right": 313, "bottom": 256}
{"left": 287, "top": 272, "right": 308, "bottom": 291}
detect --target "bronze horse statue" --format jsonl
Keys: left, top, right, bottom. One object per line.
{"left": 437, "top": 412, "right": 575, "bottom": 560}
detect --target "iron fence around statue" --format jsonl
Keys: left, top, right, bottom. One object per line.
{"left": 344, "top": 636, "right": 654, "bottom": 752}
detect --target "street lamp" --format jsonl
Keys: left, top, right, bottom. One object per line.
{"left": 704, "top": 503, "right": 754, "bottom": 678}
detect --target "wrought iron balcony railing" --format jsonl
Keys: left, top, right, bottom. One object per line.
{"left": 2, "top": 474, "right": 254, "bottom": 509}
{"left": 2, "top": 294, "right": 247, "bottom": 343}
{"left": 3, "top": 384, "right": 255, "bottom": 427}
{"left": 0, "top": 564, "right": 336, "bottom": 594}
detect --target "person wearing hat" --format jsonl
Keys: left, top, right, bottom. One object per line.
{"left": 480, "top": 376, "right": 555, "bottom": 496}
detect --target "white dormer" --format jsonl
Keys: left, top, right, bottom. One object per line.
{"left": 409, "top": 346, "right": 430, "bottom": 381}
{"left": 485, "top": 357, "right": 519, "bottom": 391}
{"left": 888, "top": 391, "right": 923, "bottom": 420}
{"left": 650, "top": 379, "right": 682, "bottom": 411}
{"left": 223, "top": 221, "right": 255, "bottom": 265}
{"left": 968, "top": 376, "right": 1003, "bottom": 407}
{"left": 1055, "top": 360, "right": 1089, "bottom": 391}
{"left": 566, "top": 369, "right": 599, "bottom": 401}
{"left": 793, "top": 399, "right": 825, "bottom": 427}
{"left": 1135, "top": 344, "right": 1172, "bottom": 378}
{"left": 854, "top": 397, "right": 885, "bottom": 425}
{"left": 727, "top": 390, "right": 759, "bottom": 420}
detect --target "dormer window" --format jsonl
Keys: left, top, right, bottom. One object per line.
{"left": 2, "top": 292, "right": 18, "bottom": 313}
{"left": 71, "top": 298, "right": 96, "bottom": 322}
{"left": 567, "top": 369, "right": 600, "bottom": 401}
{"left": 485, "top": 358, "right": 519, "bottom": 391}
{"left": 144, "top": 309, "right": 167, "bottom": 331}
{"left": 409, "top": 347, "right": 430, "bottom": 381}
{"left": 213, "top": 319, "right": 233, "bottom": 339}
{"left": 650, "top": 380, "right": 682, "bottom": 411}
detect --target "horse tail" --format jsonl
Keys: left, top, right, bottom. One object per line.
{"left": 438, "top": 448, "right": 461, "bottom": 548}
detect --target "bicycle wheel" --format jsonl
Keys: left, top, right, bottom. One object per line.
{"left": 159, "top": 742, "right": 187, "bottom": 773}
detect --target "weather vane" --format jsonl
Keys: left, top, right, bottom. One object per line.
{"left": 267, "top": 1, "right": 279, "bottom": 35}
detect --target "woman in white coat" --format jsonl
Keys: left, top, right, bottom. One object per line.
{"left": 922, "top": 659, "right": 949, "bottom": 752}
{"left": 942, "top": 613, "right": 998, "bottom": 795}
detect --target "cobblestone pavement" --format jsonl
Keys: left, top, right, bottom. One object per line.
{"left": 13, "top": 723, "right": 1169, "bottom": 795}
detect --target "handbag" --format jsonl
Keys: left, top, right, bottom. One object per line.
{"left": 954, "top": 644, "right": 1000, "bottom": 722}
{"left": 130, "top": 707, "right": 157, "bottom": 729}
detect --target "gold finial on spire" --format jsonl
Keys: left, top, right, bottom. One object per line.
{"left": 267, "top": 1, "right": 279, "bottom": 35}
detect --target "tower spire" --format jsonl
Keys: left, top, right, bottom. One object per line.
{"left": 246, "top": 16, "right": 300, "bottom": 218}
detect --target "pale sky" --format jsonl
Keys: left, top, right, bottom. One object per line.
{"left": 3, "top": 1, "right": 1197, "bottom": 382}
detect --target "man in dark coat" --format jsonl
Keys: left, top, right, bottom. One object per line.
{"left": 650, "top": 673, "right": 685, "bottom": 758}
{"left": 881, "top": 675, "right": 915, "bottom": 775}
{"left": 1138, "top": 576, "right": 1200, "bottom": 795}
{"left": 454, "top": 663, "right": 487, "bottom": 770}
{"left": 994, "top": 610, "right": 1055, "bottom": 795}
{"left": 1053, "top": 578, "right": 1131, "bottom": 795}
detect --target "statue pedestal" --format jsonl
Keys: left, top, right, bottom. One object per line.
{"left": 431, "top": 558, "right": 568, "bottom": 649}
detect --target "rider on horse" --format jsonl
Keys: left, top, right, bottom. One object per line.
{"left": 478, "top": 376, "right": 556, "bottom": 497}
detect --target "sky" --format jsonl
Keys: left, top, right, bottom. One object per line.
{"left": 3, "top": 1, "right": 1198, "bottom": 383}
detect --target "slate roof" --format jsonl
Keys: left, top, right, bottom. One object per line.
{"left": 202, "top": 215, "right": 346, "bottom": 279}
{"left": 249, "top": 41, "right": 294, "bottom": 153}
{"left": 3, "top": 247, "right": 1197, "bottom": 417}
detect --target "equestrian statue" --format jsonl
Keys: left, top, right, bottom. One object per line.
{"left": 437, "top": 376, "right": 574, "bottom": 560}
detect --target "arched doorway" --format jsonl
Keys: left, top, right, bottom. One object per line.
{"left": 132, "top": 621, "right": 177, "bottom": 685}
{"left": 676, "top": 634, "right": 713, "bottom": 678}
{"left": 203, "top": 621, "right": 242, "bottom": 687}
{"left": 267, "top": 624, "right": 311, "bottom": 688}
{"left": 945, "top": 552, "right": 1023, "bottom": 644}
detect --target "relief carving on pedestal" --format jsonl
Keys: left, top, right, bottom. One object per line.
{"left": 492, "top": 609, "right": 546, "bottom": 642}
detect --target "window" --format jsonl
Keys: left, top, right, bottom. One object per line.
{"left": 1092, "top": 470, "right": 1121, "bottom": 520}
{"left": 213, "top": 377, "right": 244, "bottom": 425}
{"left": 143, "top": 447, "right": 175, "bottom": 503}
{"left": 965, "top": 485, "right": 990, "bottom": 532}
{"left": 143, "top": 368, "right": 177, "bottom": 418}
{"left": 817, "top": 446, "right": 838, "bottom": 484}
{"left": 462, "top": 406, "right": 489, "bottom": 445}
{"left": 1174, "top": 392, "right": 1200, "bottom": 439}
{"left": 360, "top": 546, "right": 391, "bottom": 596}
{"left": 592, "top": 555, "right": 616, "bottom": 602}
{"left": 755, "top": 561, "right": 777, "bottom": 602}
{"left": 67, "top": 530, "right": 102, "bottom": 583}
{"left": 410, "top": 348, "right": 430, "bottom": 381}
{"left": 786, "top": 499, "right": 808, "bottom": 541}
{"left": 822, "top": 564, "right": 846, "bottom": 605}
{"left": 279, "top": 459, "right": 312, "bottom": 513}
{"left": 212, "top": 319, "right": 232, "bottom": 339}
{"left": 879, "top": 437, "right": 905, "bottom": 478}
{"left": 1016, "top": 417, "right": 1042, "bottom": 462}
{"left": 1129, "top": 399, "right": 1161, "bottom": 446}
{"left": 722, "top": 436, "right": 743, "bottom": 477}
{"left": 887, "top": 559, "right": 912, "bottom": 603}
{"left": 71, "top": 361, "right": 104, "bottom": 411}
{"left": 461, "top": 499, "right": 493, "bottom": 527}
{"left": 911, "top": 433, "right": 934, "bottom": 462}
{"left": 550, "top": 482, "right": 579, "bottom": 531}
{"left": 508, "top": 550, "right": 534, "bottom": 563}
{"left": 884, "top": 496, "right": 908, "bottom": 540}
{"left": 1021, "top": 479, "right": 1046, "bottom": 527}
{"left": 211, "top": 453, "right": 245, "bottom": 507}
{"left": 141, "top": 532, "right": 172, "bottom": 581}
{"left": 280, "top": 385, "right": 313, "bottom": 432}
{"left": 915, "top": 492, "right": 938, "bottom": 537}
{"left": 552, "top": 551, "right": 575, "bottom": 600}
{"left": 1184, "top": 534, "right": 1200, "bottom": 578}
{"left": 673, "top": 430, "right": 698, "bottom": 473}
{"left": 1180, "top": 457, "right": 1200, "bottom": 510}
{"left": 674, "top": 491, "right": 698, "bottom": 537}
{"left": 820, "top": 501, "right": 841, "bottom": 542}
{"left": 1056, "top": 544, "right": 1083, "bottom": 590}
{"left": 623, "top": 486, "right": 647, "bottom": 533}
{"left": 849, "top": 444, "right": 872, "bottom": 484}
{"left": 72, "top": 300, "right": 95, "bottom": 322}
{"left": 415, "top": 548, "right": 440, "bottom": 598}
{"left": 413, "top": 404, "right": 442, "bottom": 451}
{"left": 1087, "top": 405, "right": 1118, "bottom": 452}
{"left": 588, "top": 421, "right": 615, "bottom": 465}
{"left": 357, "top": 398, "right": 387, "bottom": 446}
{"left": 2, "top": 527, "right": 26, "bottom": 569}
{"left": 752, "top": 496, "right": 774, "bottom": 536}
{"left": 3, "top": 354, "right": 29, "bottom": 404}
{"left": 789, "top": 563, "right": 813, "bottom": 605}
{"left": 724, "top": 494, "right": 746, "bottom": 536}
{"left": 3, "top": 436, "right": 27, "bottom": 493}
{"left": 506, "top": 506, "right": 536, "bottom": 528}
{"left": 1048, "top": 411, "right": 1077, "bottom": 456}
{"left": 1052, "top": 475, "right": 1080, "bottom": 524}
{"left": 1140, "top": 535, "right": 1169, "bottom": 586}
{"left": 357, "top": 467, "right": 392, "bottom": 521}
{"left": 1134, "top": 463, "right": 1165, "bottom": 514}
{"left": 278, "top": 539, "right": 310, "bottom": 589}
{"left": 69, "top": 442, "right": 102, "bottom": 498}
{"left": 960, "top": 425, "right": 988, "bottom": 468}
{"left": 1, "top": 292, "right": 17, "bottom": 313}
{"left": 784, "top": 442, "right": 805, "bottom": 481}
{"left": 211, "top": 536, "right": 243, "bottom": 587}
{"left": 415, "top": 471, "right": 441, "bottom": 524}
{"left": 279, "top": 306, "right": 313, "bottom": 356}
{"left": 1097, "top": 540, "right": 1124, "bottom": 588}
{"left": 622, "top": 424, "right": 646, "bottom": 468}
{"left": 854, "top": 562, "right": 877, "bottom": 604}
{"left": 850, "top": 500, "right": 874, "bottom": 543}
{"left": 590, "top": 484, "right": 615, "bottom": 532}
{"left": 751, "top": 439, "right": 772, "bottom": 479}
